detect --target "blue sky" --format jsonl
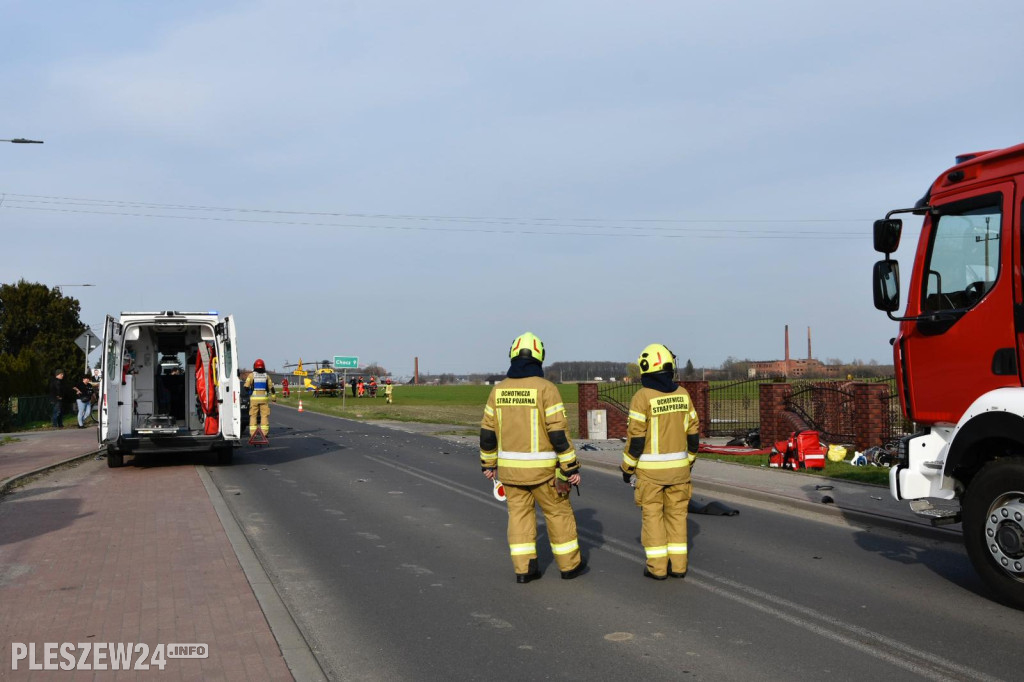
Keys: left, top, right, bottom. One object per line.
{"left": 3, "top": 1, "right": 1022, "bottom": 376}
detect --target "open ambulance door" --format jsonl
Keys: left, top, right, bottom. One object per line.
{"left": 99, "top": 315, "right": 124, "bottom": 443}
{"left": 218, "top": 315, "right": 241, "bottom": 439}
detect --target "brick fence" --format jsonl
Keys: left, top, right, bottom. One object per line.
{"left": 578, "top": 380, "right": 891, "bottom": 451}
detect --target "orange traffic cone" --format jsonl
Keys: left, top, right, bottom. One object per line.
{"left": 298, "top": 399, "right": 304, "bottom": 413}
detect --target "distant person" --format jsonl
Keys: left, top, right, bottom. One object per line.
{"left": 48, "top": 369, "right": 66, "bottom": 428}
{"left": 243, "top": 358, "right": 277, "bottom": 435}
{"left": 480, "top": 332, "right": 585, "bottom": 583}
{"left": 351, "top": 376, "right": 358, "bottom": 398}
{"left": 384, "top": 378, "right": 393, "bottom": 404}
{"left": 357, "top": 377, "right": 365, "bottom": 397}
{"left": 369, "top": 376, "right": 378, "bottom": 398}
{"left": 72, "top": 373, "right": 96, "bottom": 428}
{"left": 620, "top": 343, "right": 699, "bottom": 580}
{"left": 282, "top": 377, "right": 290, "bottom": 397}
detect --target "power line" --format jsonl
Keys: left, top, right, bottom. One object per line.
{"left": 0, "top": 192, "right": 874, "bottom": 239}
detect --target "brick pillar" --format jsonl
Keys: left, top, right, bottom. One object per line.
{"left": 679, "top": 380, "right": 710, "bottom": 437}
{"left": 759, "top": 382, "right": 792, "bottom": 447}
{"left": 577, "top": 382, "right": 598, "bottom": 439}
{"left": 853, "top": 382, "right": 888, "bottom": 452}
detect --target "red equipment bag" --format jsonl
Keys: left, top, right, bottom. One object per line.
{"left": 794, "top": 430, "right": 827, "bottom": 469}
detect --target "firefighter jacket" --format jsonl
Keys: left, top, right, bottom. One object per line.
{"left": 245, "top": 371, "right": 276, "bottom": 403}
{"left": 480, "top": 376, "right": 579, "bottom": 486}
{"left": 622, "top": 385, "right": 699, "bottom": 485}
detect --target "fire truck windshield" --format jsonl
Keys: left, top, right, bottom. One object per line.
{"left": 921, "top": 199, "right": 1001, "bottom": 313}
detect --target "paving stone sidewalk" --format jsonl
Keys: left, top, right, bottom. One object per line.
{"left": 0, "top": 442, "right": 293, "bottom": 680}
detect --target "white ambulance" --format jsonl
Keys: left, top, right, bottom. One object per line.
{"left": 98, "top": 311, "right": 241, "bottom": 467}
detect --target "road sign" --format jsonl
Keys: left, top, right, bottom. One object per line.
{"left": 75, "top": 328, "right": 101, "bottom": 355}
{"left": 334, "top": 356, "right": 359, "bottom": 369}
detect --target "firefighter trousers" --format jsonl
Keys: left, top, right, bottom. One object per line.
{"left": 504, "top": 479, "right": 581, "bottom": 574}
{"left": 249, "top": 401, "right": 270, "bottom": 435}
{"left": 635, "top": 479, "right": 691, "bottom": 576}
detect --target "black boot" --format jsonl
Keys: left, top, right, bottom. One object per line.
{"left": 561, "top": 558, "right": 588, "bottom": 580}
{"left": 669, "top": 570, "right": 687, "bottom": 579}
{"left": 644, "top": 568, "right": 668, "bottom": 580}
{"left": 516, "top": 559, "right": 541, "bottom": 584}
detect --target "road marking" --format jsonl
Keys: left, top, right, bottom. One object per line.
{"left": 363, "top": 452, "right": 1002, "bottom": 682}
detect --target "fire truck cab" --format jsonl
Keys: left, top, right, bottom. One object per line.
{"left": 873, "top": 142, "right": 1024, "bottom": 607}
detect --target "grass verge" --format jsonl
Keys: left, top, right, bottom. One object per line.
{"left": 700, "top": 452, "right": 890, "bottom": 485}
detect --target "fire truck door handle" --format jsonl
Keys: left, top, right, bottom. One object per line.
{"left": 992, "top": 348, "right": 1017, "bottom": 376}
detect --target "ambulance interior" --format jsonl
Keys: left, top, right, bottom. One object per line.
{"left": 122, "top": 323, "right": 217, "bottom": 435}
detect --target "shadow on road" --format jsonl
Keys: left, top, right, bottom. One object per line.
{"left": 0, "top": 497, "right": 91, "bottom": 547}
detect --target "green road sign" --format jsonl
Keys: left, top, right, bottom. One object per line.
{"left": 334, "top": 356, "right": 359, "bottom": 369}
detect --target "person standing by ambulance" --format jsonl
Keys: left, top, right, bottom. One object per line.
{"left": 621, "top": 343, "right": 699, "bottom": 580}
{"left": 244, "top": 359, "right": 277, "bottom": 435}
{"left": 480, "top": 332, "right": 586, "bottom": 583}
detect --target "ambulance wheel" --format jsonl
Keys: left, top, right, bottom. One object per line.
{"left": 963, "top": 457, "right": 1024, "bottom": 609}
{"left": 107, "top": 448, "right": 124, "bottom": 468}
{"left": 215, "top": 446, "right": 234, "bottom": 466}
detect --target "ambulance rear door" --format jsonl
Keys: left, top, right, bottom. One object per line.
{"left": 99, "top": 315, "right": 124, "bottom": 443}
{"left": 217, "top": 315, "right": 241, "bottom": 440}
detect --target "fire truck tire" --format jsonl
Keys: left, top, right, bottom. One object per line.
{"left": 963, "top": 457, "right": 1024, "bottom": 609}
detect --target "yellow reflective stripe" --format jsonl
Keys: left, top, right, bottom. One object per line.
{"left": 622, "top": 453, "right": 639, "bottom": 467}
{"left": 651, "top": 416, "right": 660, "bottom": 454}
{"left": 484, "top": 405, "right": 495, "bottom": 416}
{"left": 551, "top": 539, "right": 579, "bottom": 555}
{"left": 497, "top": 410, "right": 503, "bottom": 452}
{"left": 499, "top": 450, "right": 556, "bottom": 460}
{"left": 545, "top": 402, "right": 564, "bottom": 416}
{"left": 645, "top": 545, "right": 668, "bottom": 558}
{"left": 509, "top": 543, "right": 536, "bottom": 556}
{"left": 636, "top": 459, "right": 691, "bottom": 470}
{"left": 629, "top": 410, "right": 647, "bottom": 423}
{"left": 480, "top": 452, "right": 497, "bottom": 462}
{"left": 687, "top": 454, "right": 697, "bottom": 467}
{"left": 640, "top": 452, "right": 686, "bottom": 462}
{"left": 667, "top": 543, "right": 688, "bottom": 555}
{"left": 558, "top": 450, "right": 577, "bottom": 463}
{"left": 498, "top": 458, "right": 558, "bottom": 468}
{"left": 531, "top": 409, "right": 539, "bottom": 452}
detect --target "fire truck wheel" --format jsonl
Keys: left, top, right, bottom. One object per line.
{"left": 963, "top": 457, "right": 1024, "bottom": 609}
{"left": 106, "top": 449, "right": 124, "bottom": 468}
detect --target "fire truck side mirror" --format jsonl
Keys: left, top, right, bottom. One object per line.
{"left": 873, "top": 219, "right": 902, "bottom": 253}
{"left": 873, "top": 260, "right": 901, "bottom": 312}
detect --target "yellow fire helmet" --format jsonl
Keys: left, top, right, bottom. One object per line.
{"left": 509, "top": 332, "right": 545, "bottom": 362}
{"left": 638, "top": 343, "right": 676, "bottom": 374}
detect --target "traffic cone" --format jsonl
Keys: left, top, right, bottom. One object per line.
{"left": 298, "top": 399, "right": 304, "bottom": 413}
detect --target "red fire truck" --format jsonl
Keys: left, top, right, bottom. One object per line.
{"left": 873, "top": 142, "right": 1024, "bottom": 607}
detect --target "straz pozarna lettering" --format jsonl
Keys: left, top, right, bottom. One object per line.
{"left": 496, "top": 388, "right": 538, "bottom": 407}
{"left": 650, "top": 395, "right": 689, "bottom": 416}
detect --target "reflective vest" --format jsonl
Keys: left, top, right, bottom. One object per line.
{"left": 245, "top": 371, "right": 275, "bottom": 403}
{"left": 480, "top": 376, "right": 577, "bottom": 485}
{"left": 622, "top": 386, "right": 699, "bottom": 484}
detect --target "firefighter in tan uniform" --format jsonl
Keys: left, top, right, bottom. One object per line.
{"left": 244, "top": 358, "right": 277, "bottom": 435}
{"left": 480, "top": 332, "right": 586, "bottom": 583}
{"left": 621, "top": 343, "right": 699, "bottom": 580}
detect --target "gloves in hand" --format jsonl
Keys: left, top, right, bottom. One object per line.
{"left": 622, "top": 471, "right": 632, "bottom": 484}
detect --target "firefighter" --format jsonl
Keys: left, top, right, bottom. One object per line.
{"left": 480, "top": 332, "right": 586, "bottom": 583}
{"left": 282, "top": 377, "right": 290, "bottom": 398}
{"left": 244, "top": 359, "right": 277, "bottom": 435}
{"left": 621, "top": 343, "right": 699, "bottom": 580}
{"left": 384, "top": 378, "right": 394, "bottom": 404}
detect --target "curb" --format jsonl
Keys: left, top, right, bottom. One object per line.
{"left": 198, "top": 466, "right": 328, "bottom": 682}
{"left": 0, "top": 448, "right": 104, "bottom": 496}
{"left": 580, "top": 454, "right": 963, "bottom": 544}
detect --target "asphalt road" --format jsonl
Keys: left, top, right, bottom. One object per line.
{"left": 208, "top": 408, "right": 1024, "bottom": 681}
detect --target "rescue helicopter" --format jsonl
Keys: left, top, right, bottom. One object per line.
{"left": 282, "top": 359, "right": 342, "bottom": 397}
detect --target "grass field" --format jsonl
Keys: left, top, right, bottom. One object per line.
{"left": 276, "top": 383, "right": 580, "bottom": 437}
{"left": 699, "top": 451, "right": 890, "bottom": 485}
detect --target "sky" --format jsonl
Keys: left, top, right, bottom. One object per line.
{"left": 3, "top": 0, "right": 1023, "bottom": 377}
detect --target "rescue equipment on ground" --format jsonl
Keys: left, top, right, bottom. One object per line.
{"left": 769, "top": 430, "right": 827, "bottom": 470}
{"left": 827, "top": 444, "right": 847, "bottom": 462}
{"left": 248, "top": 428, "right": 268, "bottom": 447}
{"left": 493, "top": 478, "right": 506, "bottom": 501}
{"left": 196, "top": 342, "right": 219, "bottom": 435}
